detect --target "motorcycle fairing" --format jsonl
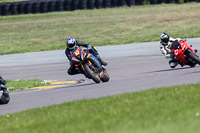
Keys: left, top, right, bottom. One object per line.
{"left": 172, "top": 40, "right": 195, "bottom": 64}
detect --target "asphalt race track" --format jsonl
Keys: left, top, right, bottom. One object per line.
{"left": 0, "top": 38, "right": 200, "bottom": 116}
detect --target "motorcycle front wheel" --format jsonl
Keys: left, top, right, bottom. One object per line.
{"left": 84, "top": 63, "right": 101, "bottom": 83}
{"left": 188, "top": 51, "right": 200, "bottom": 65}
{"left": 0, "top": 90, "right": 10, "bottom": 104}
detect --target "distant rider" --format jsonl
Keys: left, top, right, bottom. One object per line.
{"left": 65, "top": 36, "right": 108, "bottom": 75}
{"left": 160, "top": 32, "right": 182, "bottom": 68}
{"left": 0, "top": 76, "right": 6, "bottom": 85}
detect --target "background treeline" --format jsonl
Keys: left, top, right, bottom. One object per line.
{"left": 0, "top": 0, "right": 199, "bottom": 16}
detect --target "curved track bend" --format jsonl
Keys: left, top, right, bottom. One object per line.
{"left": 0, "top": 38, "right": 200, "bottom": 116}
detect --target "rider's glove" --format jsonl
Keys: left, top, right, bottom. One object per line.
{"left": 166, "top": 49, "right": 171, "bottom": 54}
{"left": 87, "top": 45, "right": 93, "bottom": 51}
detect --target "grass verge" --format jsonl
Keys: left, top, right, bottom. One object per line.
{"left": 0, "top": 0, "right": 23, "bottom": 3}
{"left": 0, "top": 3, "right": 200, "bottom": 55}
{"left": 0, "top": 83, "right": 200, "bottom": 133}
{"left": 6, "top": 79, "right": 50, "bottom": 91}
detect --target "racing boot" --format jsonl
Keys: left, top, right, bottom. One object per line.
{"left": 97, "top": 55, "right": 108, "bottom": 66}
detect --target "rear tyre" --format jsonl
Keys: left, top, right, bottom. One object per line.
{"left": 188, "top": 51, "right": 200, "bottom": 65}
{"left": 84, "top": 64, "right": 101, "bottom": 83}
{"left": 0, "top": 90, "right": 10, "bottom": 104}
{"left": 100, "top": 71, "right": 109, "bottom": 82}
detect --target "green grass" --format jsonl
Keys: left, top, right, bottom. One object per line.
{"left": 0, "top": 83, "right": 200, "bottom": 133}
{"left": 6, "top": 79, "right": 50, "bottom": 91}
{"left": 0, "top": 3, "right": 200, "bottom": 55}
{"left": 0, "top": 0, "right": 23, "bottom": 3}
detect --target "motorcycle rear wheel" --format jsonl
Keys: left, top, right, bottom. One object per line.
{"left": 100, "top": 68, "right": 109, "bottom": 82}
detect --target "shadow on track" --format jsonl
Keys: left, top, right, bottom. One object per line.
{"left": 27, "top": 80, "right": 97, "bottom": 95}
{"left": 69, "top": 82, "right": 97, "bottom": 88}
{"left": 145, "top": 66, "right": 192, "bottom": 74}
{"left": 48, "top": 79, "right": 97, "bottom": 90}
{"left": 55, "top": 79, "right": 97, "bottom": 89}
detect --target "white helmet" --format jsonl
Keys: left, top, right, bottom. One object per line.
{"left": 66, "top": 36, "right": 76, "bottom": 49}
{"left": 160, "top": 32, "right": 170, "bottom": 45}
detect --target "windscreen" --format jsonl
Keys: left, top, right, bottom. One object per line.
{"left": 171, "top": 40, "right": 182, "bottom": 49}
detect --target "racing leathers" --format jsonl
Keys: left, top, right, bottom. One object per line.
{"left": 160, "top": 37, "right": 181, "bottom": 68}
{"left": 65, "top": 40, "right": 107, "bottom": 75}
{"left": 0, "top": 76, "right": 6, "bottom": 85}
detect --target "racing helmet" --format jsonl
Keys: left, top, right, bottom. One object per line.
{"left": 160, "top": 32, "right": 170, "bottom": 45}
{"left": 66, "top": 36, "right": 76, "bottom": 49}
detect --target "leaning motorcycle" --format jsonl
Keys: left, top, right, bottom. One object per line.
{"left": 71, "top": 46, "right": 109, "bottom": 83}
{"left": 171, "top": 40, "right": 200, "bottom": 67}
{"left": 0, "top": 84, "right": 10, "bottom": 104}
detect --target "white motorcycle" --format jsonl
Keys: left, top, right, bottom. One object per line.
{"left": 0, "top": 84, "right": 10, "bottom": 104}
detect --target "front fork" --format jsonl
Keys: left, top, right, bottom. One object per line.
{"left": 87, "top": 54, "right": 102, "bottom": 72}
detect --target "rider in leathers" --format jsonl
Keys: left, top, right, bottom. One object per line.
{"left": 65, "top": 36, "right": 108, "bottom": 75}
{"left": 160, "top": 32, "right": 181, "bottom": 68}
{"left": 0, "top": 76, "right": 6, "bottom": 85}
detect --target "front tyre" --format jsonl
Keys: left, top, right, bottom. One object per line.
{"left": 0, "top": 90, "right": 10, "bottom": 104}
{"left": 188, "top": 51, "right": 200, "bottom": 65}
{"left": 84, "top": 64, "right": 101, "bottom": 83}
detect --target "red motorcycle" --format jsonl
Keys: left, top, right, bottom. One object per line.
{"left": 71, "top": 46, "right": 109, "bottom": 83}
{"left": 171, "top": 40, "right": 200, "bottom": 67}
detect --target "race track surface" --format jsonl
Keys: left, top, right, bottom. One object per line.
{"left": 0, "top": 38, "right": 200, "bottom": 116}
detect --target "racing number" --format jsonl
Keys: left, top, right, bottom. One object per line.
{"left": 75, "top": 50, "right": 80, "bottom": 56}
{"left": 174, "top": 50, "right": 178, "bottom": 56}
